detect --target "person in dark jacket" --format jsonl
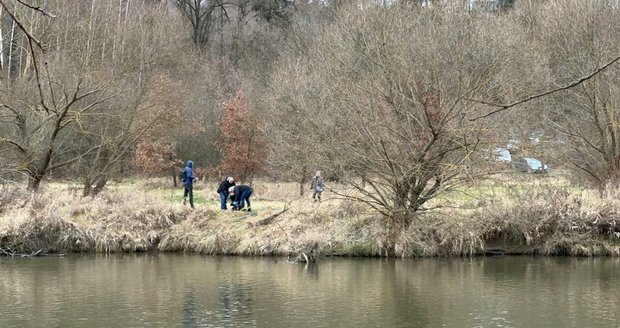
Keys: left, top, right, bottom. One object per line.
{"left": 182, "top": 160, "right": 198, "bottom": 208}
{"left": 216, "top": 176, "right": 236, "bottom": 210}
{"left": 228, "top": 185, "right": 253, "bottom": 211}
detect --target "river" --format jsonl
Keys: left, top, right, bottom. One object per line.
{"left": 1, "top": 255, "right": 618, "bottom": 327}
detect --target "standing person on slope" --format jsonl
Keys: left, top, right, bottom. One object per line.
{"left": 181, "top": 160, "right": 198, "bottom": 209}
{"left": 216, "top": 176, "right": 236, "bottom": 210}
{"left": 310, "top": 170, "right": 325, "bottom": 202}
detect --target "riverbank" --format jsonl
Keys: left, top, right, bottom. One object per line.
{"left": 1, "top": 179, "right": 619, "bottom": 257}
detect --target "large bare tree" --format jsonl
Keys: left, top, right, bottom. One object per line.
{"left": 0, "top": 0, "right": 188, "bottom": 191}
{"left": 268, "top": 3, "right": 545, "bottom": 231}
{"left": 536, "top": 1, "right": 620, "bottom": 189}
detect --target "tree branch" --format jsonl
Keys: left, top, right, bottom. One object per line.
{"left": 469, "top": 54, "right": 620, "bottom": 121}
{"left": 0, "top": 0, "right": 51, "bottom": 113}
{"left": 0, "top": 0, "right": 43, "bottom": 48}
{"left": 15, "top": 0, "right": 56, "bottom": 17}
{"left": 48, "top": 144, "right": 103, "bottom": 171}
{"left": 0, "top": 138, "right": 27, "bottom": 154}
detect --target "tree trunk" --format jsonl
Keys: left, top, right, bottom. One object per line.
{"left": 83, "top": 175, "right": 109, "bottom": 197}
{"left": 84, "top": 0, "right": 96, "bottom": 67}
{"left": 83, "top": 177, "right": 92, "bottom": 197}
{"left": 27, "top": 173, "right": 43, "bottom": 191}
{"left": 384, "top": 212, "right": 413, "bottom": 256}
{"left": 0, "top": 6, "right": 4, "bottom": 71}
{"left": 7, "top": 19, "right": 15, "bottom": 80}
{"left": 299, "top": 168, "right": 308, "bottom": 196}
{"left": 171, "top": 167, "right": 177, "bottom": 187}
{"left": 91, "top": 175, "right": 108, "bottom": 196}
{"left": 393, "top": 180, "right": 409, "bottom": 211}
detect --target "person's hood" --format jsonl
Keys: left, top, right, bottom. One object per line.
{"left": 186, "top": 160, "right": 193, "bottom": 168}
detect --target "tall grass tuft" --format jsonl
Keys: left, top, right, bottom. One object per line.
{"left": 477, "top": 187, "right": 620, "bottom": 256}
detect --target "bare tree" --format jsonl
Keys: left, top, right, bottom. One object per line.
{"left": 0, "top": 67, "right": 117, "bottom": 190}
{"left": 270, "top": 3, "right": 531, "bottom": 233}
{"left": 0, "top": 0, "right": 189, "bottom": 191}
{"left": 533, "top": 1, "right": 620, "bottom": 189}
{"left": 266, "top": 56, "right": 334, "bottom": 195}
{"left": 176, "top": 0, "right": 230, "bottom": 48}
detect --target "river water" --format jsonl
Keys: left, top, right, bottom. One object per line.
{"left": 0, "top": 255, "right": 618, "bottom": 328}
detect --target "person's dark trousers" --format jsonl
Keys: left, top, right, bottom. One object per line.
{"left": 184, "top": 184, "right": 194, "bottom": 208}
{"left": 239, "top": 189, "right": 253, "bottom": 209}
{"left": 312, "top": 191, "right": 322, "bottom": 201}
{"left": 219, "top": 191, "right": 228, "bottom": 210}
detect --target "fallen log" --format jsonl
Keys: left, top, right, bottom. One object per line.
{"left": 0, "top": 247, "right": 16, "bottom": 256}
{"left": 0, "top": 248, "right": 65, "bottom": 258}
{"left": 26, "top": 253, "right": 65, "bottom": 258}
{"left": 248, "top": 208, "right": 290, "bottom": 227}
{"left": 484, "top": 248, "right": 505, "bottom": 256}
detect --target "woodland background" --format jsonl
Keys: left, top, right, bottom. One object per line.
{"left": 1, "top": 0, "right": 620, "bottom": 223}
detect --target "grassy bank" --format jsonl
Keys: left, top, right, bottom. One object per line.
{"left": 1, "top": 178, "right": 619, "bottom": 257}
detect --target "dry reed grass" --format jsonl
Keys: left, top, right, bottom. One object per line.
{"left": 0, "top": 179, "right": 619, "bottom": 257}
{"left": 476, "top": 187, "right": 620, "bottom": 256}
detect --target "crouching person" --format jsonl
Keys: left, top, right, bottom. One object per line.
{"left": 229, "top": 185, "right": 253, "bottom": 211}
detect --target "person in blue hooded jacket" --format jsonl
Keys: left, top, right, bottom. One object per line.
{"left": 181, "top": 160, "right": 198, "bottom": 208}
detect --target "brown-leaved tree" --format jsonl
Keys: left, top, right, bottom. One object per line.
{"left": 216, "top": 90, "right": 267, "bottom": 183}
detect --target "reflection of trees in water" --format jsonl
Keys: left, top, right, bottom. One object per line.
{"left": 303, "top": 263, "right": 319, "bottom": 280}
{"left": 182, "top": 283, "right": 256, "bottom": 328}
{"left": 388, "top": 260, "right": 430, "bottom": 327}
{"left": 183, "top": 290, "right": 200, "bottom": 328}
{"left": 217, "top": 282, "right": 255, "bottom": 326}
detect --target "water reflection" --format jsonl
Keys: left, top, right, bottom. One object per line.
{"left": 182, "top": 280, "right": 255, "bottom": 326}
{"left": 217, "top": 282, "right": 255, "bottom": 327}
{"left": 303, "top": 262, "right": 320, "bottom": 279}
{"left": 0, "top": 255, "right": 619, "bottom": 328}
{"left": 182, "top": 290, "right": 198, "bottom": 328}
